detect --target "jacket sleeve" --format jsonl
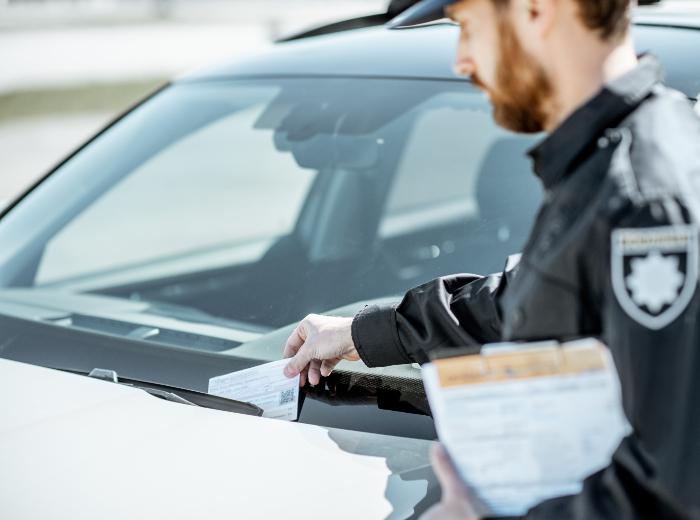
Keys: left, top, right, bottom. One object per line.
{"left": 522, "top": 198, "right": 700, "bottom": 519}
{"left": 351, "top": 254, "right": 521, "bottom": 367}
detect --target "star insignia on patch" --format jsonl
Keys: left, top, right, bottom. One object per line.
{"left": 627, "top": 251, "right": 684, "bottom": 313}
{"left": 612, "top": 225, "right": 698, "bottom": 329}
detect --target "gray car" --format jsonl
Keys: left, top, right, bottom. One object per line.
{"left": 0, "top": 3, "right": 699, "bottom": 518}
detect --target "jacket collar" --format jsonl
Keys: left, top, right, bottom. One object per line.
{"left": 528, "top": 55, "right": 663, "bottom": 190}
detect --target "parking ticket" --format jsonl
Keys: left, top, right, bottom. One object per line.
{"left": 208, "top": 359, "right": 300, "bottom": 421}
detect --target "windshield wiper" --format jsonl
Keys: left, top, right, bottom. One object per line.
{"left": 89, "top": 368, "right": 201, "bottom": 406}
{"left": 61, "top": 367, "right": 263, "bottom": 417}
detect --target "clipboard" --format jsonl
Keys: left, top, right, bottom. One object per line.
{"left": 422, "top": 338, "right": 631, "bottom": 517}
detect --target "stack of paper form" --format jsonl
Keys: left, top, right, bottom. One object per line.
{"left": 422, "top": 338, "right": 631, "bottom": 517}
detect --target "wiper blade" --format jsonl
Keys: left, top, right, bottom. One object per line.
{"left": 138, "top": 387, "right": 197, "bottom": 406}
{"left": 64, "top": 367, "right": 263, "bottom": 417}
{"left": 88, "top": 369, "right": 197, "bottom": 406}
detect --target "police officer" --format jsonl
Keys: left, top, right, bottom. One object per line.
{"left": 283, "top": 0, "right": 700, "bottom": 518}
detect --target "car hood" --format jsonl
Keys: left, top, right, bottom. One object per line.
{"left": 0, "top": 358, "right": 438, "bottom": 519}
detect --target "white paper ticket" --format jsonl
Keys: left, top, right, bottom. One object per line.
{"left": 422, "top": 338, "right": 631, "bottom": 516}
{"left": 208, "top": 359, "right": 300, "bottom": 421}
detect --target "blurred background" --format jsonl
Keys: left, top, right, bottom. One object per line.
{"left": 0, "top": 0, "right": 385, "bottom": 206}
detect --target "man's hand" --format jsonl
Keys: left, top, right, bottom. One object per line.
{"left": 421, "top": 444, "right": 484, "bottom": 520}
{"left": 282, "top": 314, "right": 359, "bottom": 387}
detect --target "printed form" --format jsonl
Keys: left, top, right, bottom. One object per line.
{"left": 423, "top": 339, "right": 631, "bottom": 517}
{"left": 208, "top": 359, "right": 300, "bottom": 421}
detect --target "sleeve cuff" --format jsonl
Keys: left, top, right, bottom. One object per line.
{"left": 351, "top": 304, "right": 412, "bottom": 368}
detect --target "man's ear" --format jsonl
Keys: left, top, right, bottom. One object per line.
{"left": 521, "top": 0, "right": 558, "bottom": 39}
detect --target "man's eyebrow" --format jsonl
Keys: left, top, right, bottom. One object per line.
{"left": 444, "top": 4, "right": 458, "bottom": 20}
{"left": 444, "top": 4, "right": 467, "bottom": 23}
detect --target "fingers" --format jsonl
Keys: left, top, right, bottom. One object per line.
{"left": 431, "top": 444, "right": 467, "bottom": 502}
{"left": 282, "top": 314, "right": 351, "bottom": 381}
{"left": 320, "top": 358, "right": 340, "bottom": 377}
{"left": 283, "top": 325, "right": 305, "bottom": 359}
{"left": 308, "top": 359, "right": 322, "bottom": 386}
{"left": 284, "top": 341, "right": 315, "bottom": 378}
{"left": 299, "top": 360, "right": 335, "bottom": 387}
{"left": 283, "top": 322, "right": 315, "bottom": 378}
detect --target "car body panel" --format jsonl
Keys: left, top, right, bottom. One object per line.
{"left": 635, "top": 0, "right": 700, "bottom": 29}
{"left": 0, "top": 358, "right": 438, "bottom": 519}
{"left": 182, "top": 23, "right": 700, "bottom": 98}
{"left": 183, "top": 25, "right": 460, "bottom": 83}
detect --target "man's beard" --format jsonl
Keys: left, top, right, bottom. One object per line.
{"left": 472, "top": 16, "right": 553, "bottom": 134}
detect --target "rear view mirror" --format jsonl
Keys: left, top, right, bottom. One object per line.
{"left": 259, "top": 80, "right": 442, "bottom": 171}
{"left": 274, "top": 131, "right": 383, "bottom": 170}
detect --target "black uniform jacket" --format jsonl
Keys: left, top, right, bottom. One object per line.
{"left": 351, "top": 56, "right": 700, "bottom": 519}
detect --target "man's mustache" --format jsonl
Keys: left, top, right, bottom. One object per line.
{"left": 469, "top": 72, "right": 490, "bottom": 94}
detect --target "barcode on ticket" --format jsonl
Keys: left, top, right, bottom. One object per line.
{"left": 279, "top": 388, "right": 296, "bottom": 406}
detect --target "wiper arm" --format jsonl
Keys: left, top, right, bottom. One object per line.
{"left": 63, "top": 367, "right": 263, "bottom": 417}
{"left": 88, "top": 369, "right": 198, "bottom": 406}
{"left": 138, "top": 387, "right": 197, "bottom": 406}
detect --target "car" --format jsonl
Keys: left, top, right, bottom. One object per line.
{"left": 1, "top": 2, "right": 699, "bottom": 518}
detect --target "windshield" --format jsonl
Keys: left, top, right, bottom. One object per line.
{"left": 0, "top": 77, "right": 542, "bottom": 438}
{"left": 0, "top": 78, "right": 541, "bottom": 324}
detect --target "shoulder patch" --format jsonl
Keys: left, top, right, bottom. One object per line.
{"left": 611, "top": 225, "right": 698, "bottom": 329}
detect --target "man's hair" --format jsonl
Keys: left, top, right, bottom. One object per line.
{"left": 488, "top": 0, "right": 632, "bottom": 41}
{"left": 574, "top": 0, "right": 632, "bottom": 40}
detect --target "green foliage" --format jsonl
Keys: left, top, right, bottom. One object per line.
{"left": 0, "top": 79, "right": 165, "bottom": 122}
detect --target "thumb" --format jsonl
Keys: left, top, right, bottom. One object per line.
{"left": 431, "top": 444, "right": 468, "bottom": 502}
{"left": 284, "top": 341, "right": 316, "bottom": 378}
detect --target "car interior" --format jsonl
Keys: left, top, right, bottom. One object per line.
{"left": 80, "top": 82, "right": 543, "bottom": 330}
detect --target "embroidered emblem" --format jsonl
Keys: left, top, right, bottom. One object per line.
{"left": 626, "top": 251, "right": 684, "bottom": 312}
{"left": 612, "top": 226, "right": 698, "bottom": 329}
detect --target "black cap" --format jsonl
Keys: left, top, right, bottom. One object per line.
{"left": 387, "top": 0, "right": 458, "bottom": 29}
{"left": 389, "top": 0, "right": 661, "bottom": 29}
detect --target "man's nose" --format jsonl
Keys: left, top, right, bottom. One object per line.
{"left": 453, "top": 57, "right": 475, "bottom": 77}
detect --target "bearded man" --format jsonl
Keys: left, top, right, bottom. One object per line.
{"left": 282, "top": 0, "right": 700, "bottom": 518}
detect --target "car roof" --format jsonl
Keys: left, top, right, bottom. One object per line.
{"left": 635, "top": 0, "right": 700, "bottom": 29}
{"left": 183, "top": 23, "right": 460, "bottom": 82}
{"left": 181, "top": 12, "right": 700, "bottom": 98}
